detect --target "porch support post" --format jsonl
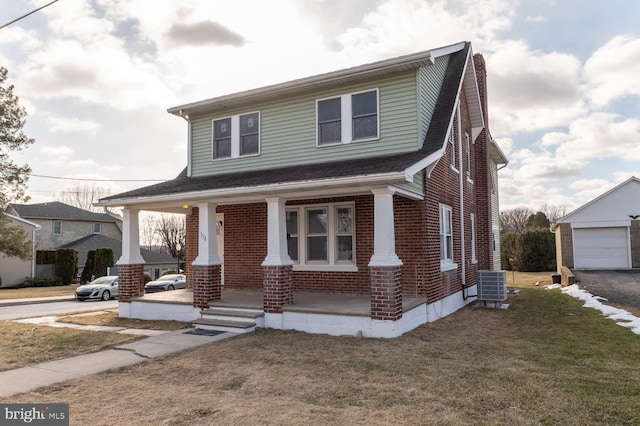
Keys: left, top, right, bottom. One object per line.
{"left": 116, "top": 208, "right": 145, "bottom": 312}
{"left": 368, "top": 187, "right": 403, "bottom": 321}
{"left": 192, "top": 202, "right": 222, "bottom": 309}
{"left": 262, "top": 197, "right": 293, "bottom": 314}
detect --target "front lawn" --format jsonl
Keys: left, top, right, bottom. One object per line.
{"left": 0, "top": 285, "right": 76, "bottom": 300}
{"left": 4, "top": 285, "right": 640, "bottom": 425}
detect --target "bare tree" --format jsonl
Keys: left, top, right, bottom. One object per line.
{"left": 540, "top": 204, "right": 567, "bottom": 224}
{"left": 56, "top": 183, "right": 112, "bottom": 212}
{"left": 140, "top": 214, "right": 161, "bottom": 251}
{"left": 153, "top": 213, "right": 186, "bottom": 258}
{"left": 500, "top": 207, "right": 532, "bottom": 234}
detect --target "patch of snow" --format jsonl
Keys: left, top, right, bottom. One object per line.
{"left": 547, "top": 284, "right": 640, "bottom": 335}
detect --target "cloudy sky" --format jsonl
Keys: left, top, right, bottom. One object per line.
{"left": 1, "top": 0, "right": 639, "bottom": 212}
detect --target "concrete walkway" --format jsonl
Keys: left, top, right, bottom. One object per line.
{"left": 0, "top": 327, "right": 235, "bottom": 398}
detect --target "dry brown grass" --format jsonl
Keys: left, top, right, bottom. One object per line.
{"left": 0, "top": 321, "right": 139, "bottom": 372}
{"left": 56, "top": 312, "right": 190, "bottom": 331}
{"left": 0, "top": 285, "right": 76, "bottom": 300}
{"left": 508, "top": 270, "right": 555, "bottom": 288}
{"left": 4, "top": 288, "right": 640, "bottom": 425}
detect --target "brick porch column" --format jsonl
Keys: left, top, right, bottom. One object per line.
{"left": 262, "top": 197, "right": 293, "bottom": 314}
{"left": 192, "top": 202, "right": 222, "bottom": 309}
{"left": 369, "top": 188, "right": 403, "bottom": 321}
{"left": 116, "top": 208, "right": 146, "bottom": 304}
{"left": 370, "top": 265, "right": 402, "bottom": 320}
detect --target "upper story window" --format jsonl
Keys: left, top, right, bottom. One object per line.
{"left": 93, "top": 222, "right": 102, "bottom": 234}
{"left": 286, "top": 203, "right": 356, "bottom": 271}
{"left": 465, "top": 132, "right": 473, "bottom": 182}
{"left": 317, "top": 89, "right": 379, "bottom": 146}
{"left": 53, "top": 220, "right": 62, "bottom": 235}
{"left": 212, "top": 112, "right": 260, "bottom": 160}
{"left": 448, "top": 128, "right": 456, "bottom": 170}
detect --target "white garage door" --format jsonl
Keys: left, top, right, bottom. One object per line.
{"left": 573, "top": 227, "right": 630, "bottom": 269}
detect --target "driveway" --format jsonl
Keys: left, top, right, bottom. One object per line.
{"left": 573, "top": 270, "right": 640, "bottom": 310}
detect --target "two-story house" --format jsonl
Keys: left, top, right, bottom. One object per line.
{"left": 97, "top": 41, "right": 507, "bottom": 338}
{"left": 6, "top": 202, "right": 176, "bottom": 280}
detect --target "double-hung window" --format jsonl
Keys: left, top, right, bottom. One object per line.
{"left": 470, "top": 213, "right": 477, "bottom": 263}
{"left": 93, "top": 222, "right": 101, "bottom": 234}
{"left": 53, "top": 220, "right": 62, "bottom": 235}
{"left": 212, "top": 112, "right": 260, "bottom": 159}
{"left": 286, "top": 203, "right": 356, "bottom": 271}
{"left": 448, "top": 129, "right": 456, "bottom": 169}
{"left": 317, "top": 89, "right": 379, "bottom": 145}
{"left": 465, "top": 132, "right": 473, "bottom": 182}
{"left": 439, "top": 204, "right": 455, "bottom": 270}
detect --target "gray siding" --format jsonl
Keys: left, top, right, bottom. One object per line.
{"left": 418, "top": 55, "right": 450, "bottom": 145}
{"left": 190, "top": 71, "right": 420, "bottom": 177}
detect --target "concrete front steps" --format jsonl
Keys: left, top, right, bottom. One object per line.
{"left": 192, "top": 307, "right": 265, "bottom": 334}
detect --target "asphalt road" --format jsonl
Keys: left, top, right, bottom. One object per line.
{"left": 573, "top": 270, "right": 640, "bottom": 310}
{"left": 0, "top": 299, "right": 118, "bottom": 321}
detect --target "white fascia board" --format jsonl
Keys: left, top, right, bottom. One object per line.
{"left": 95, "top": 171, "right": 407, "bottom": 208}
{"left": 4, "top": 213, "right": 41, "bottom": 230}
{"left": 404, "top": 149, "right": 445, "bottom": 178}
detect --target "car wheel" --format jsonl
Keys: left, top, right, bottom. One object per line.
{"left": 168, "top": 285, "right": 174, "bottom": 291}
{"left": 101, "top": 290, "right": 111, "bottom": 301}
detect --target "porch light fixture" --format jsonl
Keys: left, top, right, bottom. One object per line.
{"left": 182, "top": 204, "right": 190, "bottom": 209}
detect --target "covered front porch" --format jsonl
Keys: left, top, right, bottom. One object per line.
{"left": 122, "top": 287, "right": 468, "bottom": 338}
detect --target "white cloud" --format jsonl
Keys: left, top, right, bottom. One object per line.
{"left": 569, "top": 178, "right": 617, "bottom": 202}
{"left": 584, "top": 35, "right": 640, "bottom": 108}
{"left": 40, "top": 146, "right": 74, "bottom": 159}
{"left": 486, "top": 40, "right": 586, "bottom": 135}
{"left": 47, "top": 115, "right": 101, "bottom": 135}
{"left": 524, "top": 15, "right": 547, "bottom": 23}
{"left": 0, "top": 26, "right": 43, "bottom": 50}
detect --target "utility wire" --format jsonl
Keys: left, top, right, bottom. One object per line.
{"left": 30, "top": 174, "right": 166, "bottom": 182}
{"left": 0, "top": 0, "right": 60, "bottom": 30}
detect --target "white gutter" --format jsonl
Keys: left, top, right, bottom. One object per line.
{"left": 456, "top": 100, "right": 466, "bottom": 286}
{"left": 95, "top": 171, "right": 408, "bottom": 207}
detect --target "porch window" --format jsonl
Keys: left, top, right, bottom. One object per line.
{"left": 286, "top": 203, "right": 356, "bottom": 270}
{"left": 439, "top": 204, "right": 455, "bottom": 270}
{"left": 53, "top": 220, "right": 62, "bottom": 235}
{"left": 316, "top": 89, "right": 379, "bottom": 146}
{"left": 212, "top": 112, "right": 260, "bottom": 159}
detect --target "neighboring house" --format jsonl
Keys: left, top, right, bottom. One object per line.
{"left": 7, "top": 202, "right": 122, "bottom": 250}
{"left": 0, "top": 214, "right": 40, "bottom": 287}
{"left": 61, "top": 234, "right": 178, "bottom": 280}
{"left": 97, "top": 41, "right": 507, "bottom": 337}
{"left": 554, "top": 176, "right": 640, "bottom": 270}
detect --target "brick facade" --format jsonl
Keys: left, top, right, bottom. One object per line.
{"left": 263, "top": 265, "right": 293, "bottom": 313}
{"left": 370, "top": 265, "right": 402, "bottom": 320}
{"left": 192, "top": 264, "right": 221, "bottom": 308}
{"left": 630, "top": 221, "right": 640, "bottom": 268}
{"left": 185, "top": 207, "right": 199, "bottom": 288}
{"left": 117, "top": 263, "right": 144, "bottom": 302}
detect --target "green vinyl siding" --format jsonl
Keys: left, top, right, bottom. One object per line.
{"left": 418, "top": 55, "right": 450, "bottom": 146}
{"left": 189, "top": 71, "right": 420, "bottom": 177}
{"left": 395, "top": 171, "right": 424, "bottom": 197}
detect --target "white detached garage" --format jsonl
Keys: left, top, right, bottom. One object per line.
{"left": 554, "top": 177, "right": 640, "bottom": 270}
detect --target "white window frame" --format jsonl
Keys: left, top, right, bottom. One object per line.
{"left": 470, "top": 213, "right": 477, "bottom": 263}
{"left": 212, "top": 111, "right": 261, "bottom": 160}
{"left": 286, "top": 202, "right": 357, "bottom": 272}
{"left": 52, "top": 220, "right": 62, "bottom": 235}
{"left": 465, "top": 132, "right": 473, "bottom": 183}
{"left": 316, "top": 88, "right": 379, "bottom": 147}
{"left": 439, "top": 204, "right": 456, "bottom": 271}
{"left": 448, "top": 128, "right": 457, "bottom": 172}
{"left": 93, "top": 222, "right": 101, "bottom": 234}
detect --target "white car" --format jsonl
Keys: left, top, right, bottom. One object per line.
{"left": 75, "top": 276, "right": 119, "bottom": 301}
{"left": 144, "top": 274, "right": 187, "bottom": 293}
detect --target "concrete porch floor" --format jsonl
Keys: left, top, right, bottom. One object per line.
{"left": 133, "top": 288, "right": 426, "bottom": 316}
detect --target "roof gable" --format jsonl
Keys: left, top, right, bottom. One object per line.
{"left": 558, "top": 177, "right": 640, "bottom": 224}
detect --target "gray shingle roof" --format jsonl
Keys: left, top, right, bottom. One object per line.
{"left": 101, "top": 43, "right": 469, "bottom": 203}
{"left": 61, "top": 234, "right": 175, "bottom": 266}
{"left": 10, "top": 202, "right": 120, "bottom": 223}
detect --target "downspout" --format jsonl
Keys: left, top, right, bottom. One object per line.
{"left": 178, "top": 109, "right": 192, "bottom": 177}
{"left": 457, "top": 101, "right": 466, "bottom": 288}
